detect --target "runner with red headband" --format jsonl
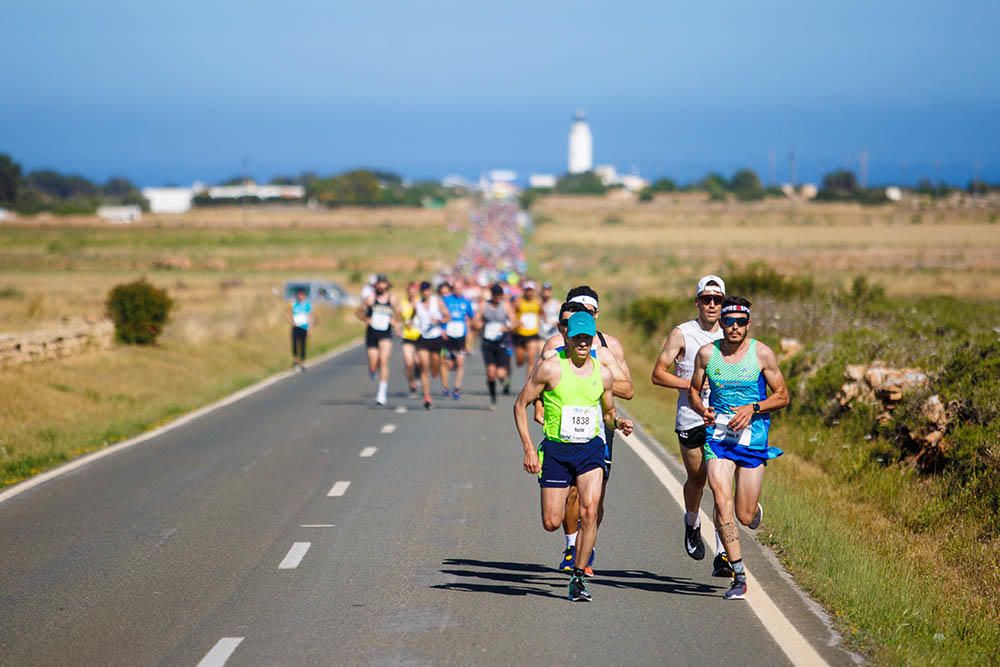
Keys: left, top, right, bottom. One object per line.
{"left": 687, "top": 296, "right": 790, "bottom": 600}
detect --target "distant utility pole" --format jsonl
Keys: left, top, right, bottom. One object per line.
{"left": 859, "top": 149, "right": 870, "bottom": 189}
{"left": 788, "top": 151, "right": 797, "bottom": 187}
{"left": 768, "top": 149, "right": 777, "bottom": 187}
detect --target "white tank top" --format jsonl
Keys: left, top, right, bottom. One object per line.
{"left": 675, "top": 319, "right": 724, "bottom": 431}
{"left": 415, "top": 298, "right": 443, "bottom": 339}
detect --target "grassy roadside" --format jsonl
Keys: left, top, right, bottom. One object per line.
{"left": 611, "top": 325, "right": 999, "bottom": 665}
{"left": 0, "top": 312, "right": 358, "bottom": 488}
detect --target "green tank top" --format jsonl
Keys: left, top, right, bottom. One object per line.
{"left": 542, "top": 351, "right": 605, "bottom": 443}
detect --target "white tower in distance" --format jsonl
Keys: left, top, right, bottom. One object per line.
{"left": 567, "top": 110, "right": 593, "bottom": 174}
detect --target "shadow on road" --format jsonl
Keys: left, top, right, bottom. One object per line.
{"left": 433, "top": 558, "right": 720, "bottom": 599}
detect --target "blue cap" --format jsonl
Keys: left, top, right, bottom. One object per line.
{"left": 566, "top": 311, "right": 597, "bottom": 338}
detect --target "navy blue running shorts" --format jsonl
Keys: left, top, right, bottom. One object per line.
{"left": 537, "top": 436, "right": 607, "bottom": 488}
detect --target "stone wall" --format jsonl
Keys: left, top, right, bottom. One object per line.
{"left": 0, "top": 318, "right": 115, "bottom": 368}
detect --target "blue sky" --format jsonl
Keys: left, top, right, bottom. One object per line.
{"left": 2, "top": 0, "right": 998, "bottom": 186}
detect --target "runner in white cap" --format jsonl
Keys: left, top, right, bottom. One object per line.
{"left": 651, "top": 275, "right": 730, "bottom": 573}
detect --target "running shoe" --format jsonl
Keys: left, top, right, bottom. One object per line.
{"left": 724, "top": 575, "right": 747, "bottom": 600}
{"left": 748, "top": 503, "right": 763, "bottom": 530}
{"left": 712, "top": 552, "right": 734, "bottom": 578}
{"left": 408, "top": 385, "right": 417, "bottom": 399}
{"left": 441, "top": 388, "right": 450, "bottom": 398}
{"left": 452, "top": 389, "right": 461, "bottom": 400}
{"left": 558, "top": 545, "right": 576, "bottom": 571}
{"left": 502, "top": 382, "right": 511, "bottom": 396}
{"left": 423, "top": 397, "right": 432, "bottom": 410}
{"left": 583, "top": 548, "right": 596, "bottom": 577}
{"left": 685, "top": 522, "right": 706, "bottom": 561}
{"left": 567, "top": 574, "right": 592, "bottom": 602}
{"left": 369, "top": 370, "right": 377, "bottom": 381}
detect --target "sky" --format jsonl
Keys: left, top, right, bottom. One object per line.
{"left": 2, "top": 0, "right": 998, "bottom": 187}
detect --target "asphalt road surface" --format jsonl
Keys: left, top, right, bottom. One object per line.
{"left": 1, "top": 344, "right": 855, "bottom": 666}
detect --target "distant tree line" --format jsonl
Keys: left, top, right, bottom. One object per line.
{"left": 520, "top": 165, "right": 1000, "bottom": 209}
{"left": 0, "top": 154, "right": 145, "bottom": 215}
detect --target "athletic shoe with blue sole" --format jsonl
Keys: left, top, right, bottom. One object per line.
{"left": 558, "top": 545, "right": 576, "bottom": 572}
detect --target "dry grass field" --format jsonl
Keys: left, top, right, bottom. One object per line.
{"left": 531, "top": 194, "right": 1000, "bottom": 299}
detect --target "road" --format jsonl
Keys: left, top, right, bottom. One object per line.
{"left": 0, "top": 344, "right": 853, "bottom": 666}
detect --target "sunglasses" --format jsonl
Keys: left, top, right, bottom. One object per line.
{"left": 721, "top": 316, "right": 749, "bottom": 328}
{"left": 698, "top": 295, "right": 723, "bottom": 305}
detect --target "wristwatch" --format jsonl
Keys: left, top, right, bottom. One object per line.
{"left": 752, "top": 402, "right": 761, "bottom": 414}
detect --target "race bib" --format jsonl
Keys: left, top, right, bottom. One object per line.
{"left": 560, "top": 405, "right": 600, "bottom": 443}
{"left": 370, "top": 312, "right": 391, "bottom": 331}
{"left": 711, "top": 413, "right": 751, "bottom": 447}
{"left": 446, "top": 320, "right": 465, "bottom": 338}
{"left": 484, "top": 322, "right": 503, "bottom": 341}
{"left": 520, "top": 312, "right": 538, "bottom": 331}
{"left": 292, "top": 312, "right": 309, "bottom": 327}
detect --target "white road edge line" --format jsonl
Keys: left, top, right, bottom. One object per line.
{"left": 380, "top": 423, "right": 397, "bottom": 434}
{"left": 278, "top": 542, "right": 311, "bottom": 569}
{"left": 327, "top": 481, "right": 351, "bottom": 497}
{"left": 196, "top": 637, "right": 244, "bottom": 667}
{"left": 620, "top": 430, "right": 829, "bottom": 667}
{"left": 0, "top": 339, "right": 363, "bottom": 505}
{"left": 359, "top": 446, "right": 378, "bottom": 458}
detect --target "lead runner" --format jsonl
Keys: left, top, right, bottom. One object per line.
{"left": 514, "top": 311, "right": 633, "bottom": 602}
{"left": 687, "top": 296, "right": 790, "bottom": 600}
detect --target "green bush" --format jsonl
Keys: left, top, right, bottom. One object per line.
{"left": 105, "top": 279, "right": 173, "bottom": 345}
{"left": 725, "top": 261, "right": 815, "bottom": 298}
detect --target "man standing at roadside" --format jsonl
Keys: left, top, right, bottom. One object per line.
{"left": 688, "top": 296, "right": 790, "bottom": 600}
{"left": 286, "top": 287, "right": 313, "bottom": 372}
{"left": 651, "top": 275, "right": 730, "bottom": 574}
{"left": 514, "top": 311, "right": 633, "bottom": 602}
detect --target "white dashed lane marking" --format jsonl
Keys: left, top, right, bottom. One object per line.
{"left": 359, "top": 447, "right": 378, "bottom": 458}
{"left": 300, "top": 524, "right": 335, "bottom": 528}
{"left": 395, "top": 406, "right": 407, "bottom": 414}
{"left": 278, "top": 542, "right": 311, "bottom": 569}
{"left": 327, "top": 481, "right": 351, "bottom": 497}
{"left": 196, "top": 637, "right": 244, "bottom": 667}
{"left": 380, "top": 423, "right": 397, "bottom": 434}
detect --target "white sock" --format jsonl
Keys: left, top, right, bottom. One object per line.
{"left": 685, "top": 511, "right": 700, "bottom": 528}
{"left": 716, "top": 532, "right": 726, "bottom": 555}
{"left": 565, "top": 531, "right": 578, "bottom": 548}
{"left": 377, "top": 381, "right": 387, "bottom": 400}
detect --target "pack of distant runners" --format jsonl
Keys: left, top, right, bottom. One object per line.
{"left": 289, "top": 271, "right": 790, "bottom": 603}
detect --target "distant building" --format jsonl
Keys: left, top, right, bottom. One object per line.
{"left": 594, "top": 164, "right": 648, "bottom": 192}
{"left": 206, "top": 183, "right": 305, "bottom": 200}
{"left": 528, "top": 174, "right": 557, "bottom": 189}
{"left": 142, "top": 187, "right": 194, "bottom": 214}
{"left": 97, "top": 205, "right": 142, "bottom": 224}
{"left": 488, "top": 170, "right": 518, "bottom": 183}
{"left": 441, "top": 175, "right": 471, "bottom": 189}
{"left": 568, "top": 110, "right": 593, "bottom": 174}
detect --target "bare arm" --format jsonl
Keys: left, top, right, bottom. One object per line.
{"left": 600, "top": 364, "right": 633, "bottom": 436}
{"left": 285, "top": 303, "right": 294, "bottom": 326}
{"left": 687, "top": 345, "right": 716, "bottom": 425}
{"left": 355, "top": 296, "right": 370, "bottom": 325}
{"left": 514, "top": 358, "right": 557, "bottom": 474}
{"left": 596, "top": 347, "right": 633, "bottom": 400}
{"left": 651, "top": 327, "right": 690, "bottom": 390}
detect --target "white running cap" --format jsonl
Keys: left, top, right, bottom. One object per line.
{"left": 696, "top": 275, "right": 726, "bottom": 297}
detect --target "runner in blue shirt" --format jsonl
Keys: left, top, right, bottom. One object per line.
{"left": 439, "top": 281, "right": 474, "bottom": 400}
{"left": 286, "top": 288, "right": 314, "bottom": 372}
